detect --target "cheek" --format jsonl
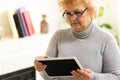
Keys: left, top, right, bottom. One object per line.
{"left": 77, "top": 18, "right": 85, "bottom": 25}
{"left": 78, "top": 16, "right": 88, "bottom": 25}
{"left": 77, "top": 18, "right": 83, "bottom": 23}
{"left": 78, "top": 15, "right": 86, "bottom": 22}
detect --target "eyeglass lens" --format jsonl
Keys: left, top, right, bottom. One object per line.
{"left": 63, "top": 8, "right": 88, "bottom": 18}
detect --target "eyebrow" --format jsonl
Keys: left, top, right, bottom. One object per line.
{"left": 65, "top": 9, "right": 85, "bottom": 12}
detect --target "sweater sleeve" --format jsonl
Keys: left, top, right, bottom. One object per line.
{"left": 39, "top": 31, "right": 59, "bottom": 80}
{"left": 45, "top": 31, "right": 59, "bottom": 57}
{"left": 92, "top": 37, "right": 120, "bottom": 80}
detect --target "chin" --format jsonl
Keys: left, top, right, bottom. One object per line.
{"left": 73, "top": 28, "right": 80, "bottom": 32}
{"left": 73, "top": 27, "right": 82, "bottom": 31}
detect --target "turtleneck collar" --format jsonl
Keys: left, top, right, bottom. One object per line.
{"left": 72, "top": 22, "right": 93, "bottom": 39}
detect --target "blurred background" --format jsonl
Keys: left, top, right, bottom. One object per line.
{"left": 0, "top": 0, "right": 119, "bottom": 80}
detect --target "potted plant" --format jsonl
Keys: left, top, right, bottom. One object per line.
{"left": 96, "top": 0, "right": 120, "bottom": 46}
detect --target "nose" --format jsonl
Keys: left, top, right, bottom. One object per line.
{"left": 70, "top": 14, "right": 78, "bottom": 21}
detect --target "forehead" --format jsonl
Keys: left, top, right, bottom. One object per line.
{"left": 65, "top": 4, "right": 86, "bottom": 11}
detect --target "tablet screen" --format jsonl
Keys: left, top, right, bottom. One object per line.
{"left": 38, "top": 57, "right": 82, "bottom": 77}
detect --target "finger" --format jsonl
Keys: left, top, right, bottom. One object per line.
{"left": 35, "top": 65, "right": 47, "bottom": 71}
{"left": 34, "top": 60, "right": 43, "bottom": 66}
{"left": 76, "top": 69, "right": 89, "bottom": 78}
{"left": 84, "top": 68, "right": 91, "bottom": 73}
{"left": 76, "top": 69, "right": 84, "bottom": 74}
{"left": 35, "top": 56, "right": 48, "bottom": 60}
{"left": 71, "top": 70, "right": 80, "bottom": 77}
{"left": 77, "top": 69, "right": 91, "bottom": 78}
{"left": 71, "top": 70, "right": 86, "bottom": 80}
{"left": 34, "top": 63, "right": 47, "bottom": 71}
{"left": 34, "top": 59, "right": 47, "bottom": 70}
{"left": 34, "top": 56, "right": 48, "bottom": 65}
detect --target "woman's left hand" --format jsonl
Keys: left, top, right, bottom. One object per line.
{"left": 71, "top": 68, "right": 92, "bottom": 80}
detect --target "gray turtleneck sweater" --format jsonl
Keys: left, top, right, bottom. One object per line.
{"left": 39, "top": 22, "right": 120, "bottom": 80}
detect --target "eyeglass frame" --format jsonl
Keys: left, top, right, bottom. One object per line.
{"left": 62, "top": 7, "right": 88, "bottom": 19}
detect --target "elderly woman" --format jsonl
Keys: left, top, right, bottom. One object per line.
{"left": 34, "top": 0, "right": 120, "bottom": 80}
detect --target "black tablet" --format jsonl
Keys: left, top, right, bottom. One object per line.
{"left": 38, "top": 57, "right": 83, "bottom": 78}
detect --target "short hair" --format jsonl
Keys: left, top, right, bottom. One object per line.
{"left": 58, "top": 0, "right": 99, "bottom": 18}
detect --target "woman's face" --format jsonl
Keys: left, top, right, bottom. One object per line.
{"left": 64, "top": 4, "right": 92, "bottom": 32}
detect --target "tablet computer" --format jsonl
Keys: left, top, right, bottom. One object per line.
{"left": 38, "top": 57, "right": 83, "bottom": 78}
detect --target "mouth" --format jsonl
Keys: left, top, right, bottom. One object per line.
{"left": 72, "top": 23, "right": 81, "bottom": 26}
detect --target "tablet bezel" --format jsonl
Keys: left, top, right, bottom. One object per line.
{"left": 38, "top": 57, "right": 83, "bottom": 78}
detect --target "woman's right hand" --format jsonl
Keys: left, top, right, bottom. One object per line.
{"left": 34, "top": 56, "right": 48, "bottom": 72}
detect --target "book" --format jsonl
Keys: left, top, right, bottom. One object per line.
{"left": 38, "top": 57, "right": 83, "bottom": 78}
{"left": 23, "top": 10, "right": 35, "bottom": 35}
{"left": 6, "top": 10, "right": 19, "bottom": 38}
{"left": 17, "top": 7, "right": 29, "bottom": 36}
{"left": 13, "top": 13, "right": 24, "bottom": 37}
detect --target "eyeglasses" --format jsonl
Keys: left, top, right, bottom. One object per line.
{"left": 62, "top": 8, "right": 88, "bottom": 19}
